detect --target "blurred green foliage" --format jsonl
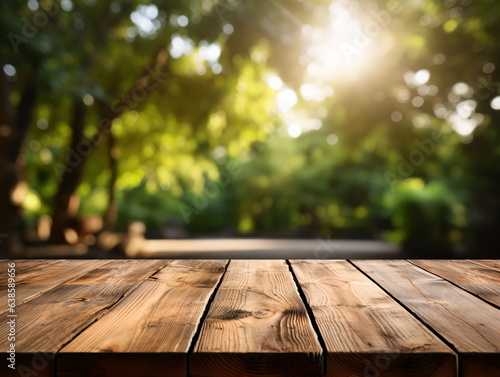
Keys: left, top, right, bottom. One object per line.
{"left": 382, "top": 178, "right": 455, "bottom": 244}
{"left": 1, "top": 0, "right": 500, "bottom": 251}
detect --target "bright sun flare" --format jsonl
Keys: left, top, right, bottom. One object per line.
{"left": 304, "top": 0, "right": 392, "bottom": 82}
{"left": 273, "top": 0, "right": 396, "bottom": 138}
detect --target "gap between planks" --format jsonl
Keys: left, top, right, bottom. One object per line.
{"left": 406, "top": 259, "right": 500, "bottom": 309}
{"left": 56, "top": 260, "right": 173, "bottom": 352}
{"left": 0, "top": 260, "right": 171, "bottom": 377}
{"left": 347, "top": 259, "right": 462, "bottom": 355}
{"left": 292, "top": 259, "right": 457, "bottom": 377}
{"left": 351, "top": 260, "right": 500, "bottom": 377}
{"left": 186, "top": 260, "right": 231, "bottom": 374}
{"left": 57, "top": 260, "right": 229, "bottom": 377}
{"left": 4, "top": 259, "right": 498, "bottom": 377}
{"left": 286, "top": 259, "right": 328, "bottom": 376}
{"left": 189, "top": 260, "right": 323, "bottom": 377}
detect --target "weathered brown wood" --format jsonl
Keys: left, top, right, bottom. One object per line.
{"left": 409, "top": 260, "right": 500, "bottom": 307}
{"left": 0, "top": 259, "right": 53, "bottom": 283}
{"left": 290, "top": 260, "right": 456, "bottom": 377}
{"left": 190, "top": 260, "right": 323, "bottom": 377}
{"left": 2, "top": 259, "right": 498, "bottom": 377}
{"left": 1, "top": 261, "right": 60, "bottom": 377}
{"left": 353, "top": 260, "right": 500, "bottom": 377}
{"left": 58, "top": 260, "right": 228, "bottom": 377}
{"left": 0, "top": 260, "right": 110, "bottom": 312}
{"left": 468, "top": 259, "right": 500, "bottom": 271}
{"left": 0, "top": 259, "right": 11, "bottom": 273}
{"left": 0, "top": 260, "right": 169, "bottom": 377}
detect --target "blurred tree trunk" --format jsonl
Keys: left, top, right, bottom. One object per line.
{"left": 50, "top": 102, "right": 87, "bottom": 243}
{"left": 0, "top": 66, "right": 37, "bottom": 254}
{"left": 103, "top": 133, "right": 118, "bottom": 232}
{"left": 50, "top": 47, "right": 169, "bottom": 243}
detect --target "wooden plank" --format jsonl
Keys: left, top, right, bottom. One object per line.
{"left": 0, "top": 259, "right": 11, "bottom": 272}
{"left": 1, "top": 260, "right": 59, "bottom": 377}
{"left": 0, "top": 259, "right": 54, "bottom": 283}
{"left": 409, "top": 260, "right": 500, "bottom": 307}
{"left": 0, "top": 260, "right": 169, "bottom": 377}
{"left": 58, "top": 260, "right": 228, "bottom": 377}
{"left": 0, "top": 260, "right": 110, "bottom": 312}
{"left": 290, "top": 260, "right": 456, "bottom": 377}
{"left": 190, "top": 260, "right": 323, "bottom": 377}
{"left": 353, "top": 260, "right": 500, "bottom": 377}
{"left": 468, "top": 260, "right": 500, "bottom": 271}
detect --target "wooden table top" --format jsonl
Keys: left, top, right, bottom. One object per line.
{"left": 1, "top": 259, "right": 499, "bottom": 377}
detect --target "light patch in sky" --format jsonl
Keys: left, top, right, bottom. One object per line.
{"left": 300, "top": 83, "right": 331, "bottom": 102}
{"left": 131, "top": 5, "right": 160, "bottom": 36}
{"left": 199, "top": 42, "right": 221, "bottom": 63}
{"left": 178, "top": 15, "right": 189, "bottom": 27}
{"left": 3, "top": 64, "right": 16, "bottom": 77}
{"left": 267, "top": 75, "right": 283, "bottom": 90}
{"left": 405, "top": 69, "right": 431, "bottom": 87}
{"left": 414, "top": 69, "right": 431, "bottom": 85}
{"left": 288, "top": 123, "right": 302, "bottom": 138}
{"left": 27, "top": 0, "right": 39, "bottom": 11}
{"left": 61, "top": 0, "right": 73, "bottom": 12}
{"left": 169, "top": 34, "right": 194, "bottom": 58}
{"left": 223, "top": 23, "right": 234, "bottom": 35}
{"left": 452, "top": 82, "right": 472, "bottom": 96}
{"left": 327, "top": 134, "right": 338, "bottom": 145}
{"left": 491, "top": 96, "right": 500, "bottom": 110}
{"left": 276, "top": 88, "right": 298, "bottom": 113}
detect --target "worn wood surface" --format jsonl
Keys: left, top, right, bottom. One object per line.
{"left": 0, "top": 259, "right": 109, "bottom": 312}
{"left": 0, "top": 260, "right": 169, "bottom": 377}
{"left": 59, "top": 260, "right": 228, "bottom": 377}
{"left": 409, "top": 259, "right": 500, "bottom": 307}
{"left": 290, "top": 260, "right": 456, "bottom": 377}
{"left": 1, "top": 259, "right": 499, "bottom": 377}
{"left": 190, "top": 260, "right": 323, "bottom": 377}
{"left": 353, "top": 260, "right": 500, "bottom": 377}
{"left": 468, "top": 259, "right": 500, "bottom": 271}
{"left": 0, "top": 260, "right": 57, "bottom": 294}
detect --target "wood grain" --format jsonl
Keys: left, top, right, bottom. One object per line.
{"left": 190, "top": 260, "right": 323, "bottom": 377}
{"left": 0, "top": 260, "right": 169, "bottom": 377}
{"left": 353, "top": 260, "right": 500, "bottom": 377}
{"left": 1, "top": 260, "right": 61, "bottom": 377}
{"left": 290, "top": 260, "right": 456, "bottom": 377}
{"left": 468, "top": 259, "right": 500, "bottom": 271}
{"left": 0, "top": 260, "right": 110, "bottom": 313}
{"left": 58, "top": 260, "right": 228, "bottom": 377}
{"left": 409, "top": 260, "right": 500, "bottom": 307}
{"left": 0, "top": 259, "right": 54, "bottom": 286}
{"left": 2, "top": 259, "right": 498, "bottom": 377}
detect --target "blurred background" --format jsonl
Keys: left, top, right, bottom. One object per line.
{"left": 0, "top": 0, "right": 499, "bottom": 258}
